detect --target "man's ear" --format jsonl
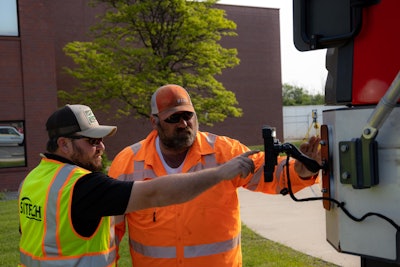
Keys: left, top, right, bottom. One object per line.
{"left": 57, "top": 137, "right": 70, "bottom": 153}
{"left": 150, "top": 115, "right": 159, "bottom": 129}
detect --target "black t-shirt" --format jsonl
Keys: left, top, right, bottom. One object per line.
{"left": 45, "top": 154, "right": 134, "bottom": 237}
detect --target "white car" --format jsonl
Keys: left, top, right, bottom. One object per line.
{"left": 0, "top": 126, "right": 24, "bottom": 146}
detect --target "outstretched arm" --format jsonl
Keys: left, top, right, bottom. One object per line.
{"left": 125, "top": 150, "right": 258, "bottom": 213}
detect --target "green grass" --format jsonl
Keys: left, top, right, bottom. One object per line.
{"left": 0, "top": 200, "right": 20, "bottom": 267}
{"left": 241, "top": 224, "right": 337, "bottom": 266}
{"left": 1, "top": 199, "right": 337, "bottom": 267}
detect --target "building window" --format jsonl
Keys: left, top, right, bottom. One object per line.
{"left": 0, "top": 121, "right": 26, "bottom": 168}
{"left": 0, "top": 0, "right": 19, "bottom": 36}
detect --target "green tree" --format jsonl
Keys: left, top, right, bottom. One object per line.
{"left": 282, "top": 83, "right": 324, "bottom": 106}
{"left": 60, "top": 0, "right": 241, "bottom": 125}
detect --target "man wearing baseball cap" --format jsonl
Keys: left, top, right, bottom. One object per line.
{"left": 18, "top": 104, "right": 257, "bottom": 267}
{"left": 150, "top": 84, "right": 195, "bottom": 121}
{"left": 109, "top": 84, "right": 321, "bottom": 266}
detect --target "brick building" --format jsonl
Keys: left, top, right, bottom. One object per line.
{"left": 0, "top": 0, "right": 282, "bottom": 191}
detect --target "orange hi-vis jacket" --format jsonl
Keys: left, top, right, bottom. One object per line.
{"left": 108, "top": 130, "right": 317, "bottom": 267}
{"left": 19, "top": 158, "right": 116, "bottom": 267}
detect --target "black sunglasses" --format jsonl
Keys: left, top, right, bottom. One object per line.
{"left": 161, "top": 111, "right": 194, "bottom": 124}
{"left": 67, "top": 135, "right": 104, "bottom": 146}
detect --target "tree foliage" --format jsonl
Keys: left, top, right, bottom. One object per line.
{"left": 282, "top": 83, "right": 324, "bottom": 106}
{"left": 60, "top": 0, "right": 241, "bottom": 125}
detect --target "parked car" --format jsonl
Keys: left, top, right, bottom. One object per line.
{"left": 0, "top": 126, "right": 24, "bottom": 146}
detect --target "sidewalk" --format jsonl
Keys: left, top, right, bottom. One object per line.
{"left": 239, "top": 185, "right": 360, "bottom": 267}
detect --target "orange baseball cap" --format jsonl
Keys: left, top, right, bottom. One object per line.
{"left": 151, "top": 84, "right": 195, "bottom": 120}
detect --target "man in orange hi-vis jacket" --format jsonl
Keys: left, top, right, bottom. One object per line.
{"left": 108, "top": 84, "right": 321, "bottom": 267}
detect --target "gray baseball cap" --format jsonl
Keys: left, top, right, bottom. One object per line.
{"left": 46, "top": 104, "right": 117, "bottom": 138}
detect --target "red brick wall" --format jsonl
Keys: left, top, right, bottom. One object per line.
{"left": 0, "top": 1, "right": 282, "bottom": 190}
{"left": 0, "top": 0, "right": 58, "bottom": 190}
{"left": 202, "top": 5, "right": 283, "bottom": 146}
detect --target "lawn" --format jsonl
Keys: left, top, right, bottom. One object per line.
{"left": 1, "top": 199, "right": 337, "bottom": 267}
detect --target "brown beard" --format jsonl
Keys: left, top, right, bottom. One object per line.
{"left": 70, "top": 141, "right": 103, "bottom": 172}
{"left": 157, "top": 124, "right": 196, "bottom": 151}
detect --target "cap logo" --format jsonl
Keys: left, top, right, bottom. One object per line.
{"left": 177, "top": 98, "right": 188, "bottom": 104}
{"left": 84, "top": 109, "right": 98, "bottom": 125}
{"left": 150, "top": 85, "right": 195, "bottom": 117}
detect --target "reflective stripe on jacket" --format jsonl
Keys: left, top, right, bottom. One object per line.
{"left": 109, "top": 130, "right": 316, "bottom": 267}
{"left": 19, "top": 158, "right": 116, "bottom": 267}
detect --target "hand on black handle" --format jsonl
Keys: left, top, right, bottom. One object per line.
{"left": 280, "top": 143, "right": 321, "bottom": 173}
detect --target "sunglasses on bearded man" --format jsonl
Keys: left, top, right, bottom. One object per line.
{"left": 154, "top": 111, "right": 194, "bottom": 124}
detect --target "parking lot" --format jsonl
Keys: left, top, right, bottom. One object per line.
{"left": 0, "top": 145, "right": 25, "bottom": 167}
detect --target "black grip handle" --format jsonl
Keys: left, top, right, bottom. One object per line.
{"left": 280, "top": 143, "right": 321, "bottom": 173}
{"left": 262, "top": 126, "right": 321, "bottom": 183}
{"left": 262, "top": 126, "right": 277, "bottom": 182}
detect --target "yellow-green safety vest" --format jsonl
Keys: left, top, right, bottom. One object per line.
{"left": 19, "top": 158, "right": 116, "bottom": 267}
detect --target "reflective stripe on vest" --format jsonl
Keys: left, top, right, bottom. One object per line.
{"left": 44, "top": 164, "right": 75, "bottom": 256}
{"left": 243, "top": 167, "right": 263, "bottom": 191}
{"left": 205, "top": 133, "right": 216, "bottom": 149}
{"left": 20, "top": 249, "right": 116, "bottom": 267}
{"left": 129, "top": 132, "right": 218, "bottom": 180}
{"left": 245, "top": 158, "right": 289, "bottom": 193}
{"left": 130, "top": 234, "right": 240, "bottom": 258}
{"left": 185, "top": 234, "right": 240, "bottom": 258}
{"left": 20, "top": 163, "right": 115, "bottom": 267}
{"left": 131, "top": 240, "right": 177, "bottom": 258}
{"left": 131, "top": 153, "right": 218, "bottom": 180}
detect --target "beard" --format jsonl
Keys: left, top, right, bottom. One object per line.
{"left": 70, "top": 142, "right": 103, "bottom": 172}
{"left": 157, "top": 123, "right": 197, "bottom": 151}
